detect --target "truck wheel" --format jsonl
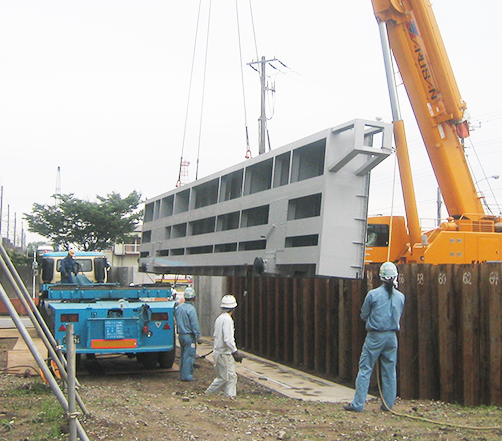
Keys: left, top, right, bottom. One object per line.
{"left": 158, "top": 349, "right": 175, "bottom": 369}
{"left": 137, "top": 352, "right": 158, "bottom": 369}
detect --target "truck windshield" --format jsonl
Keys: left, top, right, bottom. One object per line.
{"left": 57, "top": 259, "right": 93, "bottom": 272}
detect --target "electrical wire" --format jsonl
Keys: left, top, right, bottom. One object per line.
{"left": 1, "top": 365, "right": 39, "bottom": 374}
{"left": 376, "top": 361, "right": 502, "bottom": 431}
{"left": 247, "top": 0, "right": 259, "bottom": 61}
{"left": 464, "top": 135, "right": 502, "bottom": 215}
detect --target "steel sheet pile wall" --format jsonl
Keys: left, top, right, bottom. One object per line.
{"left": 227, "top": 263, "right": 502, "bottom": 406}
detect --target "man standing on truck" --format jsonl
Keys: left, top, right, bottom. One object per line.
{"left": 343, "top": 262, "right": 405, "bottom": 412}
{"left": 174, "top": 287, "right": 202, "bottom": 381}
{"left": 205, "top": 295, "right": 243, "bottom": 399}
{"left": 60, "top": 250, "right": 77, "bottom": 283}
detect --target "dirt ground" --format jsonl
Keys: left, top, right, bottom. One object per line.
{"left": 1, "top": 338, "right": 502, "bottom": 441}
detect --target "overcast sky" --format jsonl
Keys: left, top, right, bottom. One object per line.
{"left": 1, "top": 0, "right": 501, "bottom": 245}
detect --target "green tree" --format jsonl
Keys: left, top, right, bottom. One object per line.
{"left": 24, "top": 191, "right": 143, "bottom": 251}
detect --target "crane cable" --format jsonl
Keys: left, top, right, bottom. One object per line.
{"left": 177, "top": 0, "right": 204, "bottom": 187}
{"left": 375, "top": 361, "right": 502, "bottom": 431}
{"left": 194, "top": 0, "right": 212, "bottom": 181}
{"left": 235, "top": 0, "right": 252, "bottom": 159}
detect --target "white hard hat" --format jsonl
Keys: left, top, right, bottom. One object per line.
{"left": 184, "top": 287, "right": 196, "bottom": 300}
{"left": 379, "top": 261, "right": 398, "bottom": 281}
{"left": 220, "top": 295, "right": 237, "bottom": 309}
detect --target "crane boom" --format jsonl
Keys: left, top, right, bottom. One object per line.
{"left": 371, "top": 0, "right": 484, "bottom": 218}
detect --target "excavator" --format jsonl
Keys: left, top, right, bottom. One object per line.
{"left": 365, "top": 0, "right": 502, "bottom": 264}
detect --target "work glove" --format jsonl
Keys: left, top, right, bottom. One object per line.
{"left": 232, "top": 351, "right": 243, "bottom": 363}
{"left": 197, "top": 337, "right": 204, "bottom": 345}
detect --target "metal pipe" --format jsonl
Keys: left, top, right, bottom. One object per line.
{"left": 378, "top": 21, "right": 423, "bottom": 250}
{"left": 67, "top": 324, "right": 77, "bottom": 441}
{"left": 0, "top": 244, "right": 88, "bottom": 413}
{"left": 0, "top": 283, "right": 90, "bottom": 441}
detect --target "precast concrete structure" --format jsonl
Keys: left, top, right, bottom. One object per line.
{"left": 139, "top": 119, "right": 392, "bottom": 280}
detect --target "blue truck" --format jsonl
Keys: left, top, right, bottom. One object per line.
{"left": 37, "top": 251, "right": 176, "bottom": 369}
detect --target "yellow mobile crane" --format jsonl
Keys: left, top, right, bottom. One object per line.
{"left": 366, "top": 0, "right": 502, "bottom": 264}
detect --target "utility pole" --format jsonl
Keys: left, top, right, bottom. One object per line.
{"left": 55, "top": 166, "right": 61, "bottom": 206}
{"left": 248, "top": 56, "right": 277, "bottom": 155}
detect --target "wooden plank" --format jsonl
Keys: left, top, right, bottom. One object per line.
{"left": 437, "top": 265, "right": 456, "bottom": 403}
{"left": 250, "top": 276, "right": 258, "bottom": 352}
{"left": 478, "top": 264, "right": 491, "bottom": 405}
{"left": 338, "top": 279, "right": 351, "bottom": 380}
{"left": 398, "top": 263, "right": 419, "bottom": 400}
{"left": 416, "top": 264, "right": 437, "bottom": 399}
{"left": 351, "top": 279, "right": 365, "bottom": 381}
{"left": 313, "top": 278, "right": 327, "bottom": 373}
{"left": 293, "top": 278, "right": 302, "bottom": 366}
{"left": 459, "top": 264, "right": 480, "bottom": 406}
{"left": 274, "top": 278, "right": 281, "bottom": 360}
{"left": 484, "top": 264, "right": 502, "bottom": 405}
{"left": 258, "top": 278, "right": 265, "bottom": 355}
{"left": 302, "top": 278, "right": 314, "bottom": 370}
{"left": 283, "top": 278, "right": 294, "bottom": 364}
{"left": 265, "top": 278, "right": 275, "bottom": 358}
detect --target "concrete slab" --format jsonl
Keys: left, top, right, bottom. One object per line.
{"left": 3, "top": 326, "right": 47, "bottom": 375}
{"left": 196, "top": 340, "right": 365, "bottom": 404}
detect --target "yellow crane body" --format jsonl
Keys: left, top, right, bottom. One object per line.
{"left": 366, "top": 0, "right": 500, "bottom": 264}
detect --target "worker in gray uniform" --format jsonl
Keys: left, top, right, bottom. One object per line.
{"left": 174, "top": 287, "right": 202, "bottom": 381}
{"left": 344, "top": 261, "right": 405, "bottom": 412}
{"left": 205, "top": 295, "right": 243, "bottom": 398}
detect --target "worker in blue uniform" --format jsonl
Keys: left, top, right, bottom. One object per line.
{"left": 344, "top": 262, "right": 405, "bottom": 412}
{"left": 174, "top": 287, "right": 202, "bottom": 381}
{"left": 60, "top": 250, "right": 76, "bottom": 283}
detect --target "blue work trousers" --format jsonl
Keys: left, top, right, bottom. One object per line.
{"left": 178, "top": 333, "right": 196, "bottom": 381}
{"left": 352, "top": 330, "right": 398, "bottom": 411}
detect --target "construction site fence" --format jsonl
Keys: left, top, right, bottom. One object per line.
{"left": 227, "top": 262, "right": 502, "bottom": 407}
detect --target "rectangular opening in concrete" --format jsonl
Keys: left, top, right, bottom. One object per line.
{"left": 243, "top": 158, "right": 273, "bottom": 195}
{"left": 142, "top": 230, "right": 151, "bottom": 243}
{"left": 187, "top": 245, "right": 214, "bottom": 255}
{"left": 217, "top": 211, "right": 240, "bottom": 231}
{"left": 193, "top": 178, "right": 219, "bottom": 209}
{"left": 285, "top": 234, "right": 319, "bottom": 248}
{"left": 215, "top": 243, "right": 238, "bottom": 253}
{"left": 273, "top": 151, "right": 291, "bottom": 188}
{"left": 144, "top": 203, "right": 154, "bottom": 222}
{"left": 164, "top": 226, "right": 171, "bottom": 240}
{"left": 190, "top": 217, "right": 216, "bottom": 236}
{"left": 172, "top": 223, "right": 187, "bottom": 238}
{"left": 220, "top": 169, "right": 243, "bottom": 201}
{"left": 238, "top": 240, "right": 267, "bottom": 251}
{"left": 160, "top": 195, "right": 174, "bottom": 218}
{"left": 241, "top": 205, "right": 269, "bottom": 227}
{"left": 174, "top": 189, "right": 190, "bottom": 214}
{"left": 291, "top": 140, "right": 326, "bottom": 183}
{"left": 287, "top": 193, "right": 322, "bottom": 220}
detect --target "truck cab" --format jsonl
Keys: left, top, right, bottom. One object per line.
{"left": 39, "top": 251, "right": 109, "bottom": 284}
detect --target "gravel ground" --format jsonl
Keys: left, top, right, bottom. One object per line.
{"left": 1, "top": 339, "right": 502, "bottom": 440}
